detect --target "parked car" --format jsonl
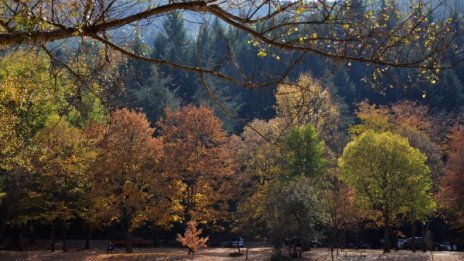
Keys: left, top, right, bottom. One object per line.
{"left": 443, "top": 242, "right": 457, "bottom": 251}
{"left": 397, "top": 239, "right": 406, "bottom": 249}
{"left": 114, "top": 237, "right": 150, "bottom": 248}
{"left": 434, "top": 241, "right": 459, "bottom": 251}
{"left": 231, "top": 237, "right": 244, "bottom": 248}
{"left": 401, "top": 237, "right": 446, "bottom": 251}
{"left": 401, "top": 237, "right": 426, "bottom": 250}
{"left": 311, "top": 240, "right": 322, "bottom": 248}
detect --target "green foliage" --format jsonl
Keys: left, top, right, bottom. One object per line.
{"left": 263, "top": 176, "right": 326, "bottom": 248}
{"left": 339, "top": 131, "right": 436, "bottom": 222}
{"left": 0, "top": 51, "right": 65, "bottom": 136}
{"left": 284, "top": 124, "right": 326, "bottom": 180}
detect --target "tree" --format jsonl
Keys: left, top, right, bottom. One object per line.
{"left": 284, "top": 124, "right": 327, "bottom": 180}
{"left": 91, "top": 108, "right": 176, "bottom": 253}
{"left": 339, "top": 131, "right": 435, "bottom": 253}
{"left": 26, "top": 118, "right": 96, "bottom": 252}
{"left": 116, "top": 32, "right": 181, "bottom": 124}
{"left": 0, "top": 107, "right": 21, "bottom": 174}
{"left": 232, "top": 118, "right": 287, "bottom": 236}
{"left": 351, "top": 100, "right": 443, "bottom": 250}
{"left": 0, "top": 1, "right": 456, "bottom": 70}
{"left": 349, "top": 101, "right": 392, "bottom": 135}
{"left": 176, "top": 220, "right": 209, "bottom": 255}
{"left": 275, "top": 74, "right": 348, "bottom": 155}
{"left": 158, "top": 105, "right": 234, "bottom": 226}
{"left": 425, "top": 70, "right": 464, "bottom": 112}
{"left": 329, "top": 66, "right": 357, "bottom": 107}
{"left": 439, "top": 127, "right": 464, "bottom": 231}
{"left": 0, "top": 0, "right": 457, "bottom": 116}
{"left": 323, "top": 169, "right": 364, "bottom": 255}
{"left": 152, "top": 12, "right": 193, "bottom": 101}
{"left": 0, "top": 50, "right": 82, "bottom": 247}
{"left": 263, "top": 176, "right": 326, "bottom": 257}
{"left": 193, "top": 75, "right": 243, "bottom": 133}
{"left": 352, "top": 100, "right": 444, "bottom": 188}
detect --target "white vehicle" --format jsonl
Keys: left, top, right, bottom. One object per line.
{"left": 231, "top": 237, "right": 244, "bottom": 248}
{"left": 397, "top": 239, "right": 406, "bottom": 249}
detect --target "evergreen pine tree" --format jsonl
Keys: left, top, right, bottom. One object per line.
{"left": 192, "top": 21, "right": 243, "bottom": 132}
{"left": 152, "top": 12, "right": 194, "bottom": 102}
{"left": 426, "top": 70, "right": 464, "bottom": 111}
{"left": 120, "top": 30, "right": 181, "bottom": 124}
{"left": 331, "top": 66, "right": 357, "bottom": 107}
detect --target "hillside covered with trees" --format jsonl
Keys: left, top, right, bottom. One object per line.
{"left": 0, "top": 0, "right": 464, "bottom": 259}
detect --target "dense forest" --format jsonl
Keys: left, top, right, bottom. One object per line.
{"left": 0, "top": 0, "right": 464, "bottom": 259}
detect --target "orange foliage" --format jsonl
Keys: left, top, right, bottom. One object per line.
{"left": 91, "top": 108, "right": 176, "bottom": 234}
{"left": 176, "top": 220, "right": 209, "bottom": 255}
{"left": 158, "top": 105, "right": 234, "bottom": 225}
{"left": 439, "top": 127, "right": 464, "bottom": 228}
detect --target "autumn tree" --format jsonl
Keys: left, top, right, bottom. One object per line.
{"left": 0, "top": 108, "right": 21, "bottom": 216}
{"left": 275, "top": 74, "right": 349, "bottom": 155}
{"left": 350, "top": 100, "right": 444, "bottom": 250}
{"left": 176, "top": 220, "right": 209, "bottom": 255}
{"left": 91, "top": 108, "right": 176, "bottom": 253}
{"left": 157, "top": 105, "right": 234, "bottom": 227}
{"left": 233, "top": 119, "right": 329, "bottom": 252}
{"left": 25, "top": 118, "right": 96, "bottom": 252}
{"left": 276, "top": 76, "right": 356, "bottom": 255}
{"left": 231, "top": 118, "right": 287, "bottom": 236}
{"left": 323, "top": 170, "right": 363, "bottom": 255}
{"left": 352, "top": 100, "right": 443, "bottom": 188}
{"left": 0, "top": 51, "right": 91, "bottom": 247}
{"left": 439, "top": 127, "right": 464, "bottom": 232}
{"left": 339, "top": 131, "right": 435, "bottom": 253}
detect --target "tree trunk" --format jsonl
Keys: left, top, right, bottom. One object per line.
{"left": 341, "top": 228, "right": 346, "bottom": 250}
{"left": 62, "top": 220, "right": 67, "bottom": 252}
{"left": 0, "top": 222, "right": 5, "bottom": 242}
{"left": 394, "top": 226, "right": 399, "bottom": 251}
{"left": 152, "top": 229, "right": 160, "bottom": 247}
{"left": 50, "top": 222, "right": 56, "bottom": 252}
{"left": 411, "top": 219, "right": 417, "bottom": 253}
{"left": 19, "top": 225, "right": 24, "bottom": 250}
{"left": 125, "top": 230, "right": 133, "bottom": 253}
{"left": 383, "top": 211, "right": 390, "bottom": 253}
{"left": 84, "top": 224, "right": 91, "bottom": 249}
{"left": 422, "top": 223, "right": 427, "bottom": 252}
{"left": 29, "top": 224, "right": 35, "bottom": 245}
{"left": 329, "top": 226, "right": 335, "bottom": 259}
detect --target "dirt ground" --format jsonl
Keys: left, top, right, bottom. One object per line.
{"left": 0, "top": 247, "right": 463, "bottom": 261}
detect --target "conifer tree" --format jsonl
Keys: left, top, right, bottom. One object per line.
{"left": 152, "top": 12, "right": 193, "bottom": 101}
{"left": 331, "top": 66, "right": 357, "bottom": 107}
